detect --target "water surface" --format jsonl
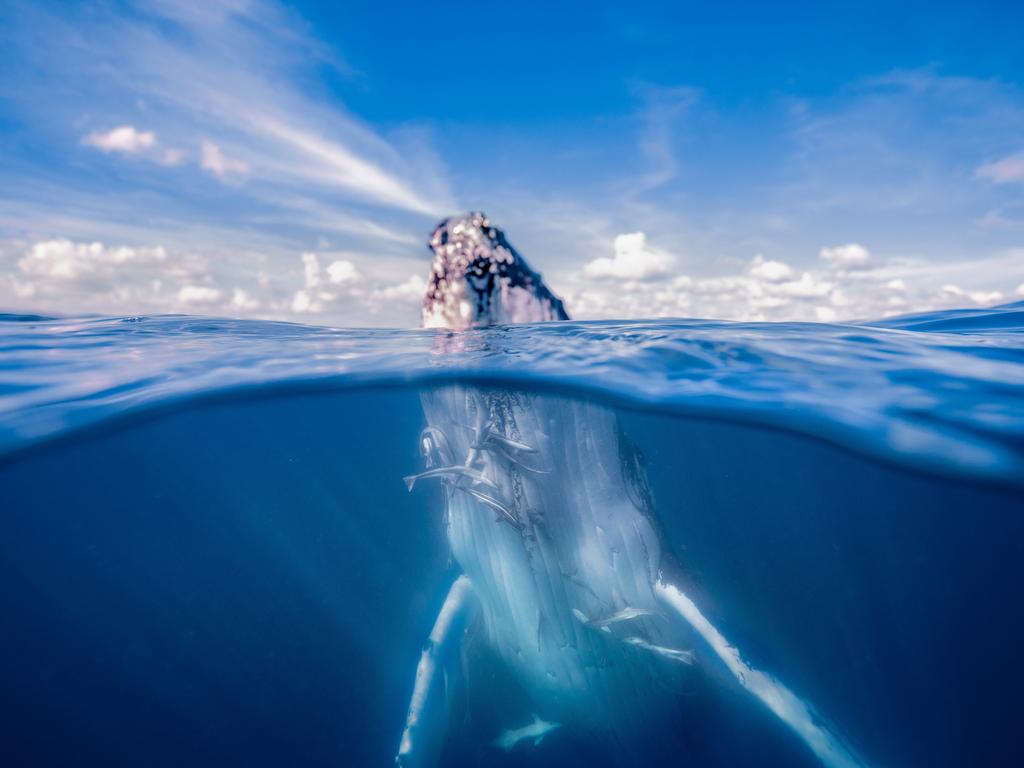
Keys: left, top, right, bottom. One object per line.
{"left": 0, "top": 305, "right": 1022, "bottom": 766}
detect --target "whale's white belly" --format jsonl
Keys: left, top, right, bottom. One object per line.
{"left": 421, "top": 386, "right": 689, "bottom": 743}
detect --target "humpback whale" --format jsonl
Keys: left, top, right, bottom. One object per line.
{"left": 396, "top": 212, "right": 867, "bottom": 767}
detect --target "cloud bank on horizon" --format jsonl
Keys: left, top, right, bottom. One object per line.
{"left": 1, "top": 0, "right": 1023, "bottom": 325}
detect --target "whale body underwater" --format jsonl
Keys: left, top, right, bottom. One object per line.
{"left": 395, "top": 213, "right": 868, "bottom": 768}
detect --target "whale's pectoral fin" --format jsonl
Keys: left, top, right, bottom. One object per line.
{"left": 654, "top": 578, "right": 867, "bottom": 768}
{"left": 396, "top": 575, "right": 478, "bottom": 768}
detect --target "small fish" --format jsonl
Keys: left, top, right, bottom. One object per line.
{"left": 418, "top": 425, "right": 453, "bottom": 467}
{"left": 492, "top": 714, "right": 560, "bottom": 752}
{"left": 457, "top": 486, "right": 523, "bottom": 530}
{"left": 404, "top": 465, "right": 497, "bottom": 492}
{"left": 472, "top": 429, "right": 549, "bottom": 473}
{"left": 585, "top": 607, "right": 655, "bottom": 628}
{"left": 623, "top": 636, "right": 695, "bottom": 665}
{"left": 480, "top": 429, "right": 537, "bottom": 454}
{"left": 571, "top": 607, "right": 612, "bottom": 633}
{"left": 503, "top": 454, "right": 550, "bottom": 474}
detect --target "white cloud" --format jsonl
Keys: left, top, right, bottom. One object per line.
{"left": 975, "top": 152, "right": 1024, "bottom": 184}
{"left": 968, "top": 289, "right": 1003, "bottom": 305}
{"left": 81, "top": 125, "right": 188, "bottom": 168}
{"left": 584, "top": 232, "right": 673, "bottom": 280}
{"left": 563, "top": 243, "right": 1020, "bottom": 323}
{"left": 18, "top": 239, "right": 166, "bottom": 279}
{"left": 775, "top": 272, "right": 832, "bottom": 298}
{"left": 820, "top": 243, "right": 871, "bottom": 269}
{"left": 231, "top": 288, "right": 260, "bottom": 311}
{"left": 326, "top": 259, "right": 359, "bottom": 284}
{"left": 291, "top": 252, "right": 326, "bottom": 312}
{"left": 3, "top": 231, "right": 1020, "bottom": 327}
{"left": 160, "top": 147, "right": 187, "bottom": 166}
{"left": 5, "top": 238, "right": 385, "bottom": 322}
{"left": 201, "top": 141, "right": 250, "bottom": 179}
{"left": 82, "top": 125, "right": 157, "bottom": 153}
{"left": 2, "top": 237, "right": 241, "bottom": 316}
{"left": 371, "top": 274, "right": 426, "bottom": 304}
{"left": 177, "top": 285, "right": 223, "bottom": 304}
{"left": 290, "top": 289, "right": 316, "bottom": 313}
{"left": 749, "top": 254, "right": 795, "bottom": 282}
{"left": 288, "top": 251, "right": 361, "bottom": 313}
{"left": 301, "top": 252, "right": 320, "bottom": 287}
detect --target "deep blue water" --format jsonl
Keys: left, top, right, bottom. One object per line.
{"left": 0, "top": 304, "right": 1022, "bottom": 767}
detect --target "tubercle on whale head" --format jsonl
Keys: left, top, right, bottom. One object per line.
{"left": 421, "top": 211, "right": 569, "bottom": 331}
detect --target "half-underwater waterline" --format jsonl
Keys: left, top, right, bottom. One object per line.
{"left": 1, "top": 307, "right": 1022, "bottom": 766}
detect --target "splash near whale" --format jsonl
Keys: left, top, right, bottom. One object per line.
{"left": 396, "top": 213, "right": 869, "bottom": 767}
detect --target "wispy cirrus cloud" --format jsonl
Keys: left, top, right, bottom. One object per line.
{"left": 200, "top": 141, "right": 250, "bottom": 179}
{"left": 976, "top": 151, "right": 1024, "bottom": 184}
{"left": 0, "top": 0, "right": 453, "bottom": 323}
{"left": 83, "top": 0, "right": 448, "bottom": 215}
{"left": 781, "top": 68, "right": 1024, "bottom": 216}
{"left": 627, "top": 83, "right": 701, "bottom": 196}
{"left": 0, "top": 0, "right": 451, "bottom": 245}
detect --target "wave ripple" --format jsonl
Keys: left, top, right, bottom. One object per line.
{"left": 1, "top": 303, "right": 1022, "bottom": 486}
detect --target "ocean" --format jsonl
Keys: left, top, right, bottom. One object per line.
{"left": 0, "top": 304, "right": 1022, "bottom": 767}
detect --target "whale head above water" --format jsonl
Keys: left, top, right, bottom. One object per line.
{"left": 422, "top": 211, "right": 569, "bottom": 330}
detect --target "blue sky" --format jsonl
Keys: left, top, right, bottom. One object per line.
{"left": 1, "top": 0, "right": 1023, "bottom": 325}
